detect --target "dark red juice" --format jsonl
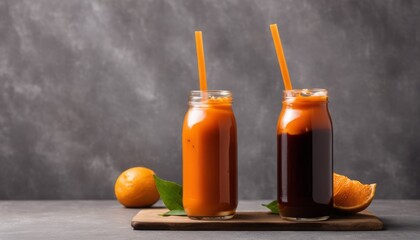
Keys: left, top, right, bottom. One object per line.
{"left": 277, "top": 129, "right": 333, "bottom": 218}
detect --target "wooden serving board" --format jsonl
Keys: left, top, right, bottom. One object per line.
{"left": 132, "top": 208, "right": 383, "bottom": 231}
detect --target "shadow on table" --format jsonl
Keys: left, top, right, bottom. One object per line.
{"left": 380, "top": 216, "right": 420, "bottom": 231}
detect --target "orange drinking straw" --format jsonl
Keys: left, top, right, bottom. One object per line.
{"left": 270, "top": 24, "right": 293, "bottom": 90}
{"left": 195, "top": 31, "right": 208, "bottom": 91}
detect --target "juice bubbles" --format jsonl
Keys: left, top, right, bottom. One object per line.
{"left": 277, "top": 89, "right": 333, "bottom": 221}
{"left": 182, "top": 90, "right": 238, "bottom": 220}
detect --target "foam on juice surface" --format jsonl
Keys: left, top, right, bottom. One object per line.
{"left": 279, "top": 90, "right": 330, "bottom": 135}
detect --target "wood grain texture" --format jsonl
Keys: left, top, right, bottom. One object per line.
{"left": 131, "top": 208, "right": 384, "bottom": 231}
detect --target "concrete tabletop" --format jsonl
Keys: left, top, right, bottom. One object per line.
{"left": 0, "top": 200, "right": 419, "bottom": 240}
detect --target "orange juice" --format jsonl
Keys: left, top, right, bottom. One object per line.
{"left": 182, "top": 90, "right": 237, "bottom": 220}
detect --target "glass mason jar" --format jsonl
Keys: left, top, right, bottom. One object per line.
{"left": 182, "top": 90, "right": 238, "bottom": 220}
{"left": 277, "top": 89, "right": 333, "bottom": 221}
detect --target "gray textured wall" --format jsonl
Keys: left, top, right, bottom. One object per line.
{"left": 0, "top": 0, "right": 419, "bottom": 200}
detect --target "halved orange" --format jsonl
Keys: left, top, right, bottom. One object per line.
{"left": 333, "top": 173, "right": 376, "bottom": 213}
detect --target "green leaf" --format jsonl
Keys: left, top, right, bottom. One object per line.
{"left": 153, "top": 175, "right": 184, "bottom": 210}
{"left": 262, "top": 200, "right": 279, "bottom": 214}
{"left": 160, "top": 209, "right": 187, "bottom": 216}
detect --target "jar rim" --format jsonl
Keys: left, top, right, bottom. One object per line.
{"left": 190, "top": 90, "right": 232, "bottom": 95}
{"left": 189, "top": 90, "right": 233, "bottom": 104}
{"left": 283, "top": 88, "right": 328, "bottom": 97}
{"left": 282, "top": 88, "right": 328, "bottom": 102}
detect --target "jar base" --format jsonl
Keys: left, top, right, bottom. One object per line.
{"left": 281, "top": 215, "right": 329, "bottom": 222}
{"left": 188, "top": 214, "right": 235, "bottom": 220}
{"left": 187, "top": 210, "right": 235, "bottom": 220}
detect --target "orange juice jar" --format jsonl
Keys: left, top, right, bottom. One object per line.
{"left": 182, "top": 90, "right": 238, "bottom": 220}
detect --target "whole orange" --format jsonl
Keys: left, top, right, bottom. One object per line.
{"left": 114, "top": 167, "right": 160, "bottom": 208}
